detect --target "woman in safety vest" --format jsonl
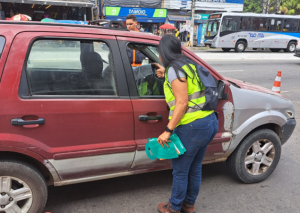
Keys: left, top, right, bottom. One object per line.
{"left": 155, "top": 35, "right": 218, "bottom": 213}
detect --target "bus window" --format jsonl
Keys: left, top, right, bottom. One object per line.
{"left": 276, "top": 19, "right": 283, "bottom": 31}
{"left": 221, "top": 17, "right": 238, "bottom": 32}
{"left": 283, "top": 19, "right": 291, "bottom": 32}
{"left": 260, "top": 18, "right": 267, "bottom": 31}
{"left": 290, "top": 19, "right": 298, "bottom": 32}
{"left": 252, "top": 17, "right": 260, "bottom": 30}
{"left": 268, "top": 18, "right": 276, "bottom": 31}
{"left": 298, "top": 21, "right": 300, "bottom": 32}
{"left": 206, "top": 19, "right": 220, "bottom": 37}
{"left": 240, "top": 17, "right": 251, "bottom": 30}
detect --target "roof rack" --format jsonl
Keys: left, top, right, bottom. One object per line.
{"left": 89, "top": 19, "right": 127, "bottom": 30}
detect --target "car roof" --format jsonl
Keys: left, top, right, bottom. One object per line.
{"left": 0, "top": 21, "right": 161, "bottom": 41}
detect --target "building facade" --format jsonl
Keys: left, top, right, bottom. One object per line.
{"left": 103, "top": 0, "right": 166, "bottom": 34}
{"left": 0, "top": 0, "right": 94, "bottom": 21}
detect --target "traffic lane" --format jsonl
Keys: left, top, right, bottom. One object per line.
{"left": 205, "top": 60, "right": 300, "bottom": 101}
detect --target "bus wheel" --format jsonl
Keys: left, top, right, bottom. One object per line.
{"left": 270, "top": 49, "right": 281, "bottom": 52}
{"left": 235, "top": 41, "right": 246, "bottom": 52}
{"left": 285, "top": 41, "right": 297, "bottom": 52}
{"left": 222, "top": 48, "right": 231, "bottom": 52}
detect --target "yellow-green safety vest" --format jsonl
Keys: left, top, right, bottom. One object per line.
{"left": 164, "top": 63, "right": 214, "bottom": 126}
{"left": 138, "top": 80, "right": 160, "bottom": 96}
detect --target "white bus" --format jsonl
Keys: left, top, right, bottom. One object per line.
{"left": 204, "top": 12, "right": 300, "bottom": 52}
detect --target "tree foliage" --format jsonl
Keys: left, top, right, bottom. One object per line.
{"left": 280, "top": 0, "right": 300, "bottom": 15}
{"left": 243, "top": 0, "right": 262, "bottom": 13}
{"left": 243, "top": 0, "right": 300, "bottom": 15}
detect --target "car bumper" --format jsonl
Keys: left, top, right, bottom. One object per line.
{"left": 281, "top": 118, "right": 296, "bottom": 145}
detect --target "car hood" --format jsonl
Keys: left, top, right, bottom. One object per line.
{"left": 225, "top": 77, "right": 285, "bottom": 98}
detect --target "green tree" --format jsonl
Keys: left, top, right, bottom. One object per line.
{"left": 280, "top": 0, "right": 300, "bottom": 15}
{"left": 243, "top": 0, "right": 278, "bottom": 13}
{"left": 243, "top": 0, "right": 262, "bottom": 13}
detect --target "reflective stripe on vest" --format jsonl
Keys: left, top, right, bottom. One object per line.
{"left": 169, "top": 103, "right": 205, "bottom": 116}
{"left": 131, "top": 49, "right": 142, "bottom": 67}
{"left": 167, "top": 90, "right": 205, "bottom": 108}
{"left": 164, "top": 63, "right": 214, "bottom": 126}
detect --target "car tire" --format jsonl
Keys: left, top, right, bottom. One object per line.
{"left": 222, "top": 48, "right": 231, "bottom": 52}
{"left": 235, "top": 41, "right": 246, "bottom": 52}
{"left": 270, "top": 48, "right": 281, "bottom": 52}
{"left": 286, "top": 41, "right": 297, "bottom": 52}
{"left": 0, "top": 160, "right": 47, "bottom": 213}
{"left": 226, "top": 129, "right": 281, "bottom": 183}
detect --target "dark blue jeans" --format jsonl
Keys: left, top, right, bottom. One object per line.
{"left": 169, "top": 113, "right": 218, "bottom": 211}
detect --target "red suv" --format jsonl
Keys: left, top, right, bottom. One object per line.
{"left": 0, "top": 20, "right": 296, "bottom": 213}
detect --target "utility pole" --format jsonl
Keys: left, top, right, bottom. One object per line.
{"left": 190, "top": 0, "right": 195, "bottom": 47}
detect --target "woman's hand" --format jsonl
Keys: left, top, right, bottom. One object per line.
{"left": 151, "top": 63, "right": 165, "bottom": 78}
{"left": 157, "top": 131, "right": 172, "bottom": 148}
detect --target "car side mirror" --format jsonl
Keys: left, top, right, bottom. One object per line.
{"left": 217, "top": 80, "right": 228, "bottom": 100}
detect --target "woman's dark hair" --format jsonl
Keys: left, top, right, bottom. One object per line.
{"left": 158, "top": 35, "right": 196, "bottom": 82}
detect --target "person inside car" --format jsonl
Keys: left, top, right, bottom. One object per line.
{"left": 126, "top": 15, "right": 146, "bottom": 67}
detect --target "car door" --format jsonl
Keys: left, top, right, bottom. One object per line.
{"left": 0, "top": 32, "right": 136, "bottom": 181}
{"left": 117, "top": 36, "right": 233, "bottom": 171}
{"left": 117, "top": 37, "right": 171, "bottom": 170}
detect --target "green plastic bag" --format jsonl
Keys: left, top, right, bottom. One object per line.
{"left": 146, "top": 134, "right": 186, "bottom": 160}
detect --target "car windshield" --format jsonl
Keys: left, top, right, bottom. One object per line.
{"left": 206, "top": 19, "right": 220, "bottom": 37}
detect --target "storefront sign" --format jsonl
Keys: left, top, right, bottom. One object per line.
{"left": 194, "top": 14, "right": 209, "bottom": 20}
{"left": 105, "top": 6, "right": 167, "bottom": 18}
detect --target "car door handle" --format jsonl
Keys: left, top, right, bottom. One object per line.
{"left": 11, "top": 118, "right": 45, "bottom": 126}
{"left": 138, "top": 115, "right": 162, "bottom": 121}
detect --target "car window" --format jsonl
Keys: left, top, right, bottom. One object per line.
{"left": 26, "top": 39, "right": 117, "bottom": 96}
{"left": 0, "top": 36, "right": 5, "bottom": 58}
{"left": 148, "top": 46, "right": 159, "bottom": 58}
{"left": 126, "top": 43, "right": 164, "bottom": 97}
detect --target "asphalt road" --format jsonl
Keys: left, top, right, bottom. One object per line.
{"left": 44, "top": 59, "right": 300, "bottom": 213}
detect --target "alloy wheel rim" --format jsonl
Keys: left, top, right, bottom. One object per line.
{"left": 0, "top": 176, "right": 33, "bottom": 213}
{"left": 238, "top": 44, "right": 244, "bottom": 51}
{"left": 289, "top": 44, "right": 296, "bottom": 52}
{"left": 244, "top": 139, "right": 275, "bottom": 175}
